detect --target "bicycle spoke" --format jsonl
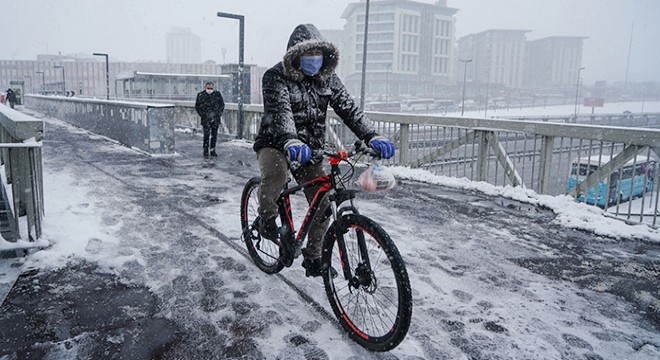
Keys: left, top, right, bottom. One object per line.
{"left": 241, "top": 177, "right": 284, "bottom": 274}
{"left": 329, "top": 224, "right": 405, "bottom": 339}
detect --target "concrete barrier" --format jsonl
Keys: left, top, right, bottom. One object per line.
{"left": 0, "top": 105, "right": 44, "bottom": 242}
{"left": 25, "top": 95, "right": 176, "bottom": 154}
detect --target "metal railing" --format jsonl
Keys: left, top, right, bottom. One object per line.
{"left": 210, "top": 106, "right": 660, "bottom": 226}
{"left": 0, "top": 106, "right": 44, "bottom": 241}
{"left": 503, "top": 112, "right": 660, "bottom": 128}
{"left": 46, "top": 97, "right": 659, "bottom": 227}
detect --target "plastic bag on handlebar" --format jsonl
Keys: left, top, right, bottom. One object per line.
{"left": 355, "top": 160, "right": 396, "bottom": 192}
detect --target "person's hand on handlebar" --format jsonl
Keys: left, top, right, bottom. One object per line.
{"left": 284, "top": 139, "right": 312, "bottom": 165}
{"left": 369, "top": 135, "right": 396, "bottom": 159}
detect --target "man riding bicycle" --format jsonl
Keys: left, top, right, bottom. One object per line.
{"left": 253, "top": 23, "right": 395, "bottom": 277}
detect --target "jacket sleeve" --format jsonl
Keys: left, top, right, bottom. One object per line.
{"left": 261, "top": 69, "right": 298, "bottom": 149}
{"left": 328, "top": 74, "right": 378, "bottom": 142}
{"left": 217, "top": 92, "right": 225, "bottom": 117}
{"left": 195, "top": 92, "right": 204, "bottom": 117}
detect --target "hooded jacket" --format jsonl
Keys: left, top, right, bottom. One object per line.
{"left": 254, "top": 24, "right": 377, "bottom": 152}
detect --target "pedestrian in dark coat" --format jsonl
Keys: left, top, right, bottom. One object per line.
{"left": 252, "top": 23, "right": 395, "bottom": 277}
{"left": 6, "top": 89, "right": 17, "bottom": 109}
{"left": 195, "top": 82, "right": 225, "bottom": 157}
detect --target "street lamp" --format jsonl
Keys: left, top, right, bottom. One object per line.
{"left": 217, "top": 11, "right": 245, "bottom": 139}
{"left": 53, "top": 65, "right": 65, "bottom": 95}
{"left": 359, "top": 0, "right": 370, "bottom": 110}
{"left": 93, "top": 52, "right": 110, "bottom": 100}
{"left": 36, "top": 71, "right": 45, "bottom": 94}
{"left": 385, "top": 63, "right": 391, "bottom": 103}
{"left": 573, "top": 67, "right": 585, "bottom": 122}
{"left": 484, "top": 79, "right": 490, "bottom": 117}
{"left": 460, "top": 59, "right": 472, "bottom": 116}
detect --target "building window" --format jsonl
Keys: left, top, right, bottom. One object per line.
{"left": 398, "top": 13, "right": 420, "bottom": 73}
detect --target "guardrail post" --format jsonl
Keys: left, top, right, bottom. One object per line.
{"left": 399, "top": 123, "right": 410, "bottom": 165}
{"left": 477, "top": 130, "right": 488, "bottom": 182}
{"left": 537, "top": 135, "right": 555, "bottom": 195}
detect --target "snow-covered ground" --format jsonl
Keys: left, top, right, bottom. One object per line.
{"left": 1, "top": 108, "right": 660, "bottom": 358}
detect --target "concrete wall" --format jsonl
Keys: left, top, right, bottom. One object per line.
{"left": 25, "top": 95, "right": 176, "bottom": 154}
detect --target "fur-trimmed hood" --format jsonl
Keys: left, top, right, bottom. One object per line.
{"left": 282, "top": 24, "right": 339, "bottom": 82}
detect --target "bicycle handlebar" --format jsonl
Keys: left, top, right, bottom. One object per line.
{"left": 289, "top": 141, "right": 380, "bottom": 171}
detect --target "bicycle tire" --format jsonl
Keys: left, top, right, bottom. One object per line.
{"left": 322, "top": 214, "right": 412, "bottom": 351}
{"left": 240, "top": 176, "right": 284, "bottom": 274}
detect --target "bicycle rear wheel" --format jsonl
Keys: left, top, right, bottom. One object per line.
{"left": 240, "top": 176, "right": 284, "bottom": 274}
{"left": 322, "top": 214, "right": 412, "bottom": 351}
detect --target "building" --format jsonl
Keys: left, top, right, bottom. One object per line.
{"left": 219, "top": 64, "right": 259, "bottom": 105}
{"left": 0, "top": 56, "right": 261, "bottom": 103}
{"left": 340, "top": 0, "right": 458, "bottom": 100}
{"left": 115, "top": 71, "right": 232, "bottom": 101}
{"left": 319, "top": 29, "right": 348, "bottom": 79}
{"left": 525, "top": 36, "right": 587, "bottom": 88}
{"left": 457, "top": 29, "right": 529, "bottom": 88}
{"left": 166, "top": 28, "right": 202, "bottom": 64}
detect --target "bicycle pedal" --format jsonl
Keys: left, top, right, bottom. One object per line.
{"left": 242, "top": 225, "right": 257, "bottom": 240}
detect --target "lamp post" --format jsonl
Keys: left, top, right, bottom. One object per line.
{"left": 359, "top": 0, "right": 370, "bottom": 110}
{"left": 459, "top": 59, "right": 472, "bottom": 116}
{"left": 53, "top": 65, "right": 65, "bottom": 95}
{"left": 385, "top": 63, "right": 391, "bottom": 103}
{"left": 217, "top": 11, "right": 245, "bottom": 139}
{"left": 573, "top": 67, "right": 585, "bottom": 122}
{"left": 93, "top": 52, "right": 110, "bottom": 100}
{"left": 36, "top": 71, "right": 45, "bottom": 94}
{"left": 484, "top": 79, "right": 490, "bottom": 117}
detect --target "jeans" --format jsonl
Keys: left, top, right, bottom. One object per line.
{"left": 203, "top": 122, "right": 219, "bottom": 151}
{"left": 257, "top": 148, "right": 331, "bottom": 259}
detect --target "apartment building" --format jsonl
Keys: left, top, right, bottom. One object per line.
{"left": 340, "top": 0, "right": 458, "bottom": 100}
{"left": 526, "top": 36, "right": 587, "bottom": 88}
{"left": 166, "top": 27, "right": 202, "bottom": 64}
{"left": 457, "top": 29, "right": 529, "bottom": 88}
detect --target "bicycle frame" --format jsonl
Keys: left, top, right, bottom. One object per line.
{"left": 276, "top": 151, "right": 365, "bottom": 281}
{"left": 277, "top": 173, "right": 335, "bottom": 246}
{"left": 277, "top": 152, "right": 350, "bottom": 242}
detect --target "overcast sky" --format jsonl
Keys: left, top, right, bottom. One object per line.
{"left": 1, "top": 0, "right": 659, "bottom": 83}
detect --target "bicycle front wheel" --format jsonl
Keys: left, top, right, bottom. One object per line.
{"left": 322, "top": 214, "right": 412, "bottom": 352}
{"left": 240, "top": 176, "right": 284, "bottom": 274}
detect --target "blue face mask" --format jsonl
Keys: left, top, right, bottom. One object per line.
{"left": 300, "top": 55, "right": 323, "bottom": 76}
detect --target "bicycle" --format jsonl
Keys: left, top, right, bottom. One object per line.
{"left": 240, "top": 141, "right": 412, "bottom": 352}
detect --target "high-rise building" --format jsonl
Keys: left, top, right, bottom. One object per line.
{"left": 340, "top": 0, "right": 458, "bottom": 100}
{"left": 457, "top": 29, "right": 529, "bottom": 88}
{"left": 319, "top": 29, "right": 348, "bottom": 79}
{"left": 525, "top": 36, "right": 587, "bottom": 88}
{"left": 166, "top": 28, "right": 202, "bottom": 64}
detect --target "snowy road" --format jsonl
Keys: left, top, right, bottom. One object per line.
{"left": 1, "top": 110, "right": 659, "bottom": 359}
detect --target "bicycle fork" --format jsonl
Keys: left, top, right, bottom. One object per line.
{"left": 329, "top": 192, "right": 375, "bottom": 290}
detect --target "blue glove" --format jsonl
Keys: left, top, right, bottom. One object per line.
{"left": 369, "top": 136, "right": 395, "bottom": 159}
{"left": 284, "top": 139, "right": 312, "bottom": 165}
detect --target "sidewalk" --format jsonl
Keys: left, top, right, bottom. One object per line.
{"left": 1, "top": 108, "right": 659, "bottom": 359}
